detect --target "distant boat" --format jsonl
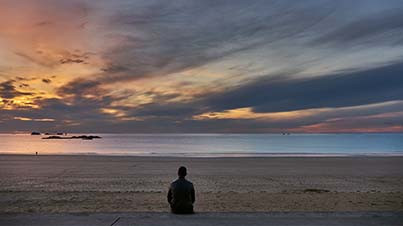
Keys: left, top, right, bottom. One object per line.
{"left": 31, "top": 132, "right": 41, "bottom": 135}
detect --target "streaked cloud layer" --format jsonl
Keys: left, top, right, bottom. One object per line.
{"left": 1, "top": 0, "right": 403, "bottom": 133}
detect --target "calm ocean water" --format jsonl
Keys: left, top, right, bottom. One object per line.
{"left": 0, "top": 133, "right": 403, "bottom": 157}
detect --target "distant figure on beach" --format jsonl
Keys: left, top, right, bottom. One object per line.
{"left": 35, "top": 152, "right": 38, "bottom": 156}
{"left": 167, "top": 166, "right": 195, "bottom": 214}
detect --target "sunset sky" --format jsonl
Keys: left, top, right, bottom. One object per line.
{"left": 1, "top": 0, "right": 403, "bottom": 133}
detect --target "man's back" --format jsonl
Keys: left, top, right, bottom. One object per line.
{"left": 167, "top": 168, "right": 195, "bottom": 214}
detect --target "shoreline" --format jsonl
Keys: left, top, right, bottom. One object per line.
{"left": 2, "top": 153, "right": 403, "bottom": 158}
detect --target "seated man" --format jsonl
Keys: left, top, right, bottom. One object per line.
{"left": 167, "top": 166, "right": 195, "bottom": 214}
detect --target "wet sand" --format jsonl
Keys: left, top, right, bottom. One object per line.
{"left": 0, "top": 155, "right": 402, "bottom": 213}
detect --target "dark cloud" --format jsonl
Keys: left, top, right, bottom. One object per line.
{"left": 19, "top": 83, "right": 30, "bottom": 88}
{"left": 35, "top": 21, "right": 52, "bottom": 26}
{"left": 0, "top": 80, "right": 18, "bottom": 99}
{"left": 59, "top": 58, "right": 85, "bottom": 64}
{"left": 14, "top": 52, "right": 53, "bottom": 67}
{"left": 57, "top": 79, "right": 101, "bottom": 97}
{"left": 15, "top": 49, "right": 91, "bottom": 67}
{"left": 56, "top": 0, "right": 338, "bottom": 100}
{"left": 132, "top": 102, "right": 201, "bottom": 118}
{"left": 109, "top": 61, "right": 403, "bottom": 132}
{"left": 52, "top": 0, "right": 403, "bottom": 104}
{"left": 71, "top": 62, "right": 403, "bottom": 132}
{"left": 15, "top": 76, "right": 37, "bottom": 82}
{"left": 0, "top": 80, "right": 33, "bottom": 99}
{"left": 96, "top": 0, "right": 336, "bottom": 83}
{"left": 201, "top": 62, "right": 403, "bottom": 113}
{"left": 59, "top": 51, "right": 91, "bottom": 65}
{"left": 312, "top": 8, "right": 403, "bottom": 47}
{"left": 67, "top": 0, "right": 403, "bottom": 95}
{"left": 41, "top": 78, "right": 52, "bottom": 84}
{"left": 101, "top": 64, "right": 130, "bottom": 73}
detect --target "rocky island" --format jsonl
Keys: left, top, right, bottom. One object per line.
{"left": 42, "top": 135, "right": 102, "bottom": 140}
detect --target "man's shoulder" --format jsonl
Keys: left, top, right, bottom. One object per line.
{"left": 184, "top": 179, "right": 194, "bottom": 186}
{"left": 171, "top": 179, "right": 183, "bottom": 185}
{"left": 172, "top": 178, "right": 193, "bottom": 185}
{"left": 170, "top": 179, "right": 178, "bottom": 186}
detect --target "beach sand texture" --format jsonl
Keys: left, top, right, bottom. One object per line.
{"left": 0, "top": 155, "right": 402, "bottom": 213}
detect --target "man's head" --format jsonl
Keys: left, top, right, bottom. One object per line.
{"left": 178, "top": 166, "right": 187, "bottom": 178}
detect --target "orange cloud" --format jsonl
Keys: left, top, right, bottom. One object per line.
{"left": 14, "top": 116, "right": 54, "bottom": 122}
{"left": 193, "top": 107, "right": 327, "bottom": 121}
{"left": 292, "top": 122, "right": 403, "bottom": 133}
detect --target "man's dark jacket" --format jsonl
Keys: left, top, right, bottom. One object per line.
{"left": 167, "top": 178, "right": 195, "bottom": 214}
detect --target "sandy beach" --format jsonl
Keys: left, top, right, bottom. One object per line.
{"left": 0, "top": 155, "right": 402, "bottom": 213}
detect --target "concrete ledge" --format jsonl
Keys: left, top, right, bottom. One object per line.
{"left": 1, "top": 212, "right": 402, "bottom": 226}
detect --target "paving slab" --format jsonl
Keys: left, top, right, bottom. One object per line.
{"left": 1, "top": 212, "right": 402, "bottom": 226}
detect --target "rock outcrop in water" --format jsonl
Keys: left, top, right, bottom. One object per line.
{"left": 71, "top": 135, "right": 102, "bottom": 140}
{"left": 42, "top": 135, "right": 101, "bottom": 140}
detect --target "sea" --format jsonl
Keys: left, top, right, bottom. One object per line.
{"left": 0, "top": 133, "right": 403, "bottom": 157}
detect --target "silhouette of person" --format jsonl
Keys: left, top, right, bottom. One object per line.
{"left": 167, "top": 166, "right": 195, "bottom": 214}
